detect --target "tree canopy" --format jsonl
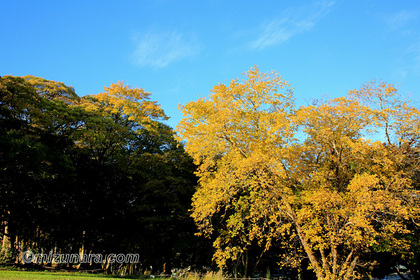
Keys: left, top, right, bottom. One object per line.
{"left": 0, "top": 75, "right": 208, "bottom": 274}
{"left": 177, "top": 67, "right": 420, "bottom": 279}
{"left": 1, "top": 69, "right": 419, "bottom": 279}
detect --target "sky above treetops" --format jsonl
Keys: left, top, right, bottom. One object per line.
{"left": 1, "top": 0, "right": 419, "bottom": 129}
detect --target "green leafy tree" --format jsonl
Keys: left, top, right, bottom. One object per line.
{"left": 0, "top": 76, "right": 80, "bottom": 260}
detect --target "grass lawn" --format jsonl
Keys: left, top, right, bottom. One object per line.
{"left": 0, "top": 270, "right": 141, "bottom": 280}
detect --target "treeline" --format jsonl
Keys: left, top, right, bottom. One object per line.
{"left": 1, "top": 71, "right": 420, "bottom": 280}
{"left": 0, "top": 75, "right": 212, "bottom": 273}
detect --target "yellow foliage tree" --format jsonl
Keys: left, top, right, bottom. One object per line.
{"left": 177, "top": 67, "right": 420, "bottom": 279}
{"left": 83, "top": 81, "right": 168, "bottom": 128}
{"left": 23, "top": 75, "right": 79, "bottom": 104}
{"left": 77, "top": 81, "right": 169, "bottom": 161}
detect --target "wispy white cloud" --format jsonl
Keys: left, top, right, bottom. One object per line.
{"left": 385, "top": 10, "right": 419, "bottom": 32}
{"left": 250, "top": 1, "right": 335, "bottom": 49}
{"left": 131, "top": 31, "right": 200, "bottom": 68}
{"left": 407, "top": 40, "right": 420, "bottom": 76}
{"left": 384, "top": 10, "right": 420, "bottom": 79}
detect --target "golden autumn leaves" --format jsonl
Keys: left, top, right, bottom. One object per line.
{"left": 83, "top": 81, "right": 168, "bottom": 130}
{"left": 176, "top": 67, "right": 420, "bottom": 279}
{"left": 17, "top": 68, "right": 418, "bottom": 279}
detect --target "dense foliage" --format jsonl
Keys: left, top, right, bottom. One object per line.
{"left": 0, "top": 75, "right": 211, "bottom": 274}
{"left": 177, "top": 67, "right": 420, "bottom": 279}
{"left": 1, "top": 70, "right": 419, "bottom": 280}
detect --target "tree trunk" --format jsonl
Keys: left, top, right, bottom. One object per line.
{"left": 284, "top": 200, "right": 324, "bottom": 279}
{"left": 1, "top": 223, "right": 11, "bottom": 258}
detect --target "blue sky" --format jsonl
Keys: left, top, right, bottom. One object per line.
{"left": 1, "top": 0, "right": 420, "bottom": 129}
